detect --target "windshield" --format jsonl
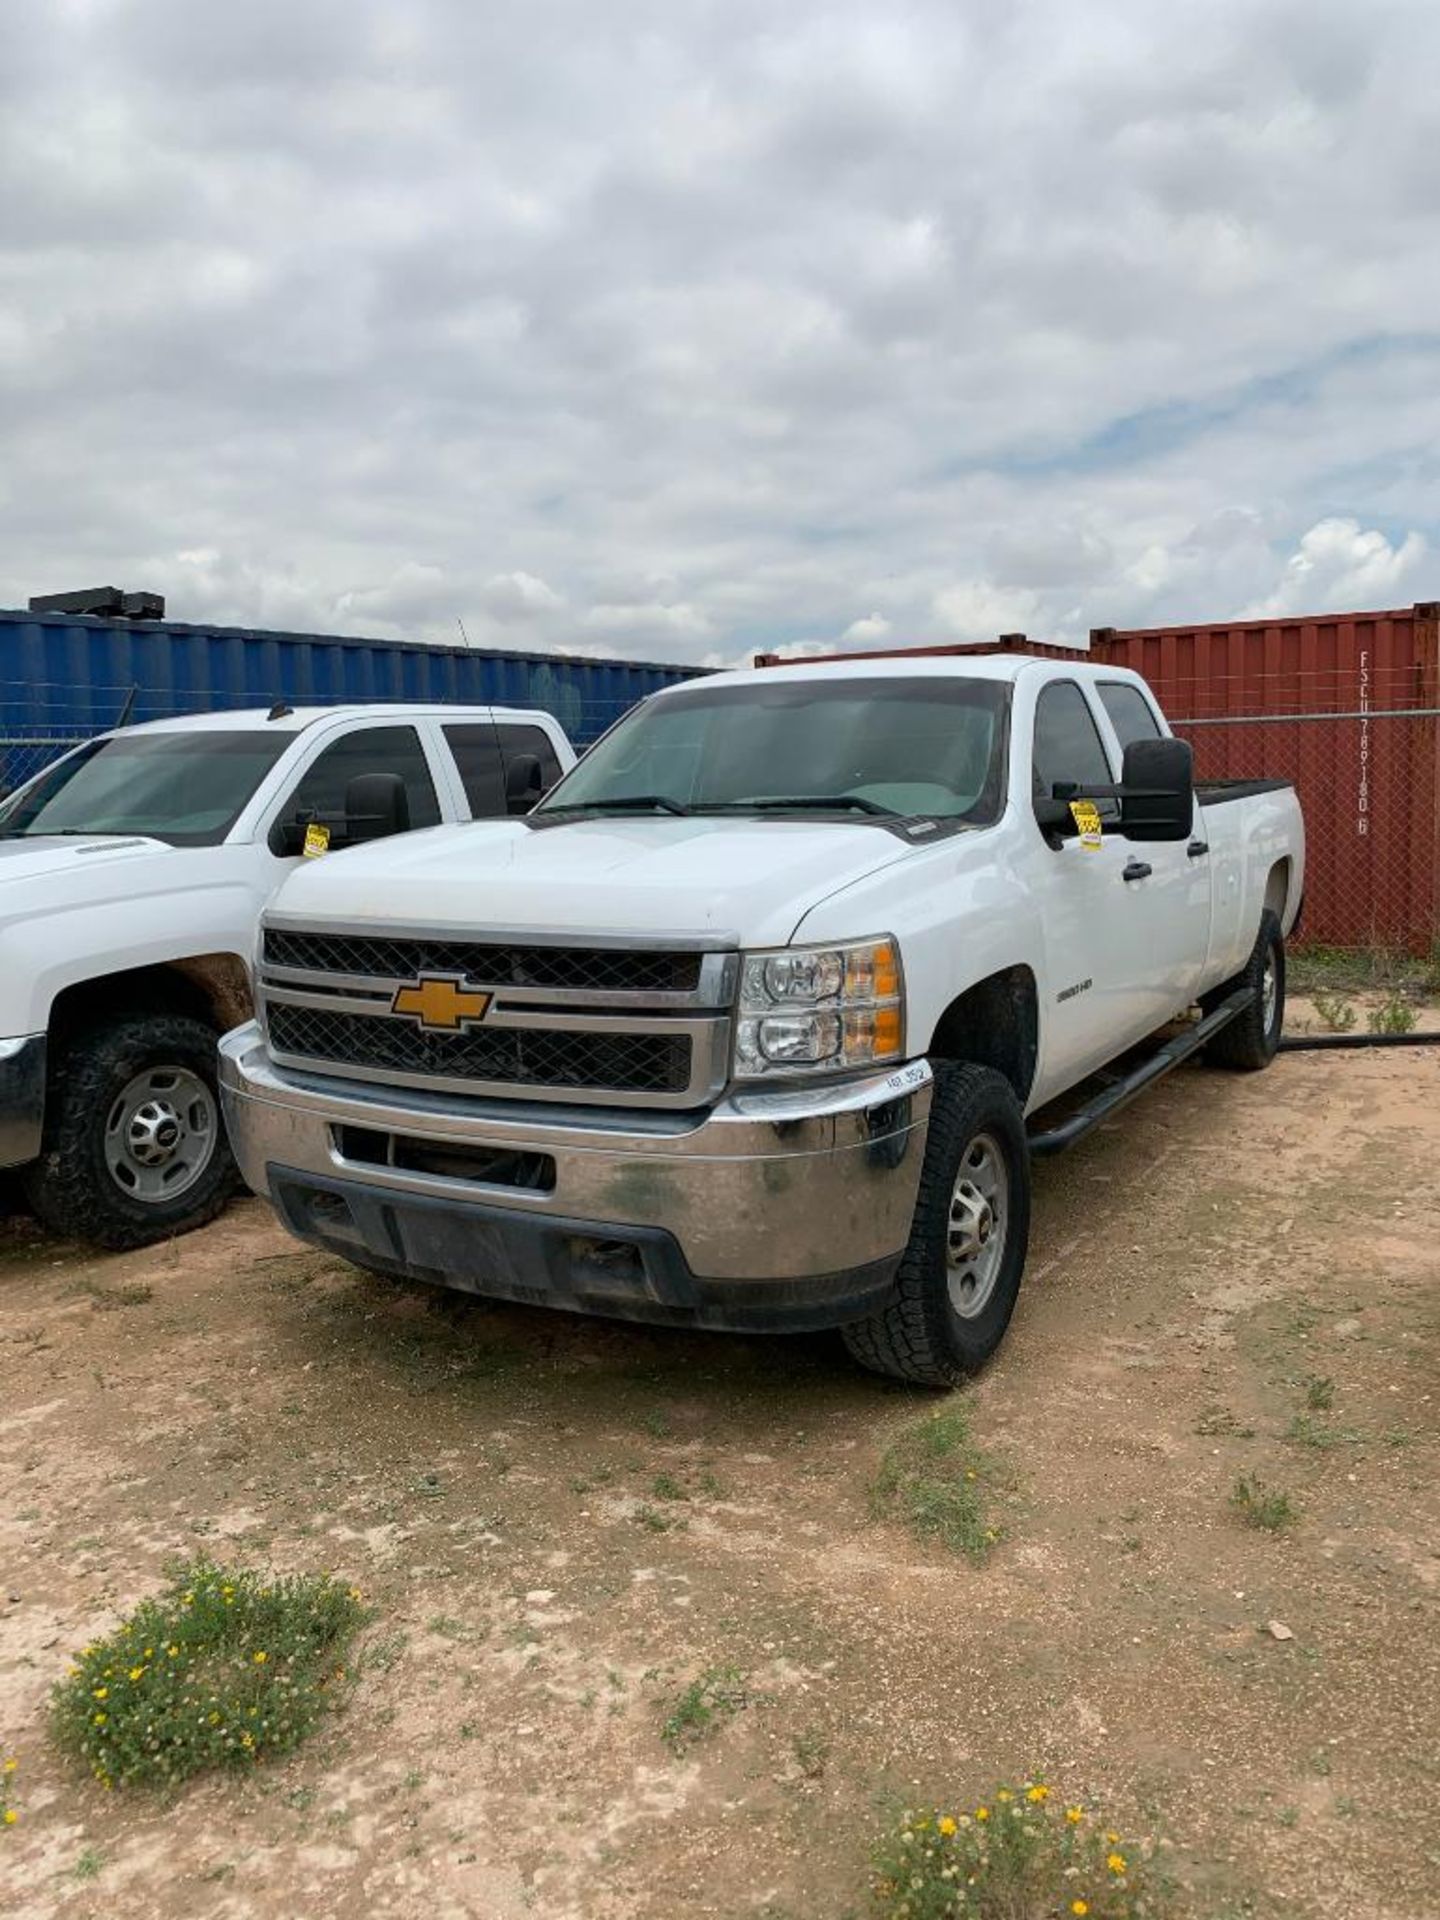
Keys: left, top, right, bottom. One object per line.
{"left": 0, "top": 731, "right": 293, "bottom": 847}
{"left": 539, "top": 676, "right": 1010, "bottom": 824}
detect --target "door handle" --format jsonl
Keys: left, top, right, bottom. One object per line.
{"left": 1187, "top": 839, "right": 1209, "bottom": 858}
{"left": 1122, "top": 859, "right": 1152, "bottom": 882}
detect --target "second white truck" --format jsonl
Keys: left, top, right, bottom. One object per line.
{"left": 0, "top": 702, "right": 574, "bottom": 1248}
{"left": 220, "top": 650, "right": 1304, "bottom": 1383}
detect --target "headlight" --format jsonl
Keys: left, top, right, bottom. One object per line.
{"left": 734, "top": 936, "right": 904, "bottom": 1080}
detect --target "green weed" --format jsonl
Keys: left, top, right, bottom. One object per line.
{"left": 1311, "top": 990, "right": 1357, "bottom": 1033}
{"left": 52, "top": 1561, "right": 368, "bottom": 1789}
{"left": 871, "top": 1786, "right": 1175, "bottom": 1918}
{"left": 1229, "top": 1476, "right": 1297, "bottom": 1532}
{"left": 1368, "top": 995, "right": 1418, "bottom": 1035}
{"left": 870, "top": 1404, "right": 1002, "bottom": 1562}
{"left": 660, "top": 1665, "right": 749, "bottom": 1754}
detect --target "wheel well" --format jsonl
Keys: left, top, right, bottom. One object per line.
{"left": 927, "top": 966, "right": 1039, "bottom": 1106}
{"left": 48, "top": 955, "right": 253, "bottom": 1048}
{"left": 1265, "top": 858, "right": 1292, "bottom": 924}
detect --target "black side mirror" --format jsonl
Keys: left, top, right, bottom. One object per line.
{"left": 504, "top": 753, "right": 545, "bottom": 815}
{"left": 1118, "top": 736, "right": 1193, "bottom": 842}
{"left": 344, "top": 771, "right": 411, "bottom": 845}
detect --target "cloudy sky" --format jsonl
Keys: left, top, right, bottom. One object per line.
{"left": 2, "top": 0, "right": 1437, "bottom": 664}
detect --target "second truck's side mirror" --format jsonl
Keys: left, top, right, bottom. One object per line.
{"left": 343, "top": 772, "right": 411, "bottom": 845}
{"left": 504, "top": 753, "right": 545, "bottom": 814}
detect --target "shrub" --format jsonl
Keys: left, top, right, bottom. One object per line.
{"left": 871, "top": 1406, "right": 1003, "bottom": 1562}
{"left": 1229, "top": 1475, "right": 1296, "bottom": 1532}
{"left": 871, "top": 1786, "right": 1173, "bottom": 1918}
{"left": 1368, "top": 995, "right": 1417, "bottom": 1036}
{"left": 52, "top": 1562, "right": 368, "bottom": 1790}
{"left": 660, "top": 1665, "right": 749, "bottom": 1754}
{"left": 1311, "top": 990, "right": 1356, "bottom": 1033}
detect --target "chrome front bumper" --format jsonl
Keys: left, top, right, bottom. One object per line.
{"left": 0, "top": 1034, "right": 47, "bottom": 1169}
{"left": 218, "top": 1024, "right": 931, "bottom": 1331}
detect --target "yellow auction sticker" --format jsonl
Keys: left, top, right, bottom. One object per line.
{"left": 1068, "top": 799, "right": 1104, "bottom": 849}
{"left": 302, "top": 822, "right": 331, "bottom": 859}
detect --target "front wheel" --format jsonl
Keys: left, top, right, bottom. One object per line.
{"left": 1204, "top": 908, "right": 1285, "bottom": 1072}
{"left": 842, "top": 1062, "right": 1032, "bottom": 1387}
{"left": 24, "top": 1013, "right": 236, "bottom": 1250}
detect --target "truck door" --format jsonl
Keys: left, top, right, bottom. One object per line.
{"left": 1030, "top": 680, "right": 1153, "bottom": 1088}
{"left": 1096, "top": 682, "right": 1212, "bottom": 1025}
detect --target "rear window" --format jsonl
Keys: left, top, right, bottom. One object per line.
{"left": 445, "top": 723, "right": 565, "bottom": 816}
{"left": 1098, "top": 683, "right": 1163, "bottom": 749}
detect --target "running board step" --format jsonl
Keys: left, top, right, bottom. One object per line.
{"left": 1028, "top": 987, "right": 1253, "bottom": 1158}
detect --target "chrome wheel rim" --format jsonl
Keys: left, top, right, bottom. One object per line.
{"left": 103, "top": 1067, "right": 218, "bottom": 1204}
{"left": 946, "top": 1132, "right": 1009, "bottom": 1319}
{"left": 1261, "top": 951, "right": 1279, "bottom": 1033}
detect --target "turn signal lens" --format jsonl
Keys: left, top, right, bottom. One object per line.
{"left": 734, "top": 935, "right": 905, "bottom": 1080}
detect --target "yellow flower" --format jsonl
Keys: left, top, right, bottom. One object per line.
{"left": 938, "top": 1816, "right": 957, "bottom": 1836}
{"left": 2, "top": 1759, "right": 16, "bottom": 1774}
{"left": 1027, "top": 1784, "right": 1050, "bottom": 1803}
{"left": 1107, "top": 1851, "right": 1128, "bottom": 1875}
{"left": 1106, "top": 1831, "right": 1121, "bottom": 1845}
{"left": 1066, "top": 1806, "right": 1084, "bottom": 1824}
{"left": 253, "top": 1651, "right": 268, "bottom": 1665}
{"left": 3, "top": 1809, "right": 17, "bottom": 1826}
{"left": 93, "top": 1687, "right": 108, "bottom": 1701}
{"left": 1071, "top": 1903, "right": 1089, "bottom": 1917}
{"left": 128, "top": 1666, "right": 145, "bottom": 1681}
{"left": 348, "top": 1587, "right": 363, "bottom": 1601}
{"left": 167, "top": 1645, "right": 180, "bottom": 1658}
{"left": 996, "top": 1789, "right": 1013, "bottom": 1802}
{"left": 975, "top": 1807, "right": 990, "bottom": 1822}
{"left": 93, "top": 1713, "right": 107, "bottom": 1727}
{"left": 241, "top": 1733, "right": 255, "bottom": 1749}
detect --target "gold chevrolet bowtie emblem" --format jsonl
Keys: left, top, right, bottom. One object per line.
{"left": 390, "top": 976, "right": 492, "bottom": 1031}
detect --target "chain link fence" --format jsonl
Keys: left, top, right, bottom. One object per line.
{"left": 1171, "top": 703, "right": 1440, "bottom": 1040}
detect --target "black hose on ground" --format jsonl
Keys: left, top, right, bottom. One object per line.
{"left": 1279, "top": 1031, "right": 1440, "bottom": 1051}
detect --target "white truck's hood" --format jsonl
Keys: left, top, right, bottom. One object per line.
{"left": 0, "top": 833, "right": 173, "bottom": 883}
{"left": 267, "top": 817, "right": 916, "bottom": 948}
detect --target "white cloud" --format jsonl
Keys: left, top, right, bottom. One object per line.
{"left": 841, "top": 614, "right": 892, "bottom": 645}
{"left": 0, "top": 0, "right": 1436, "bottom": 666}
{"left": 1243, "top": 516, "right": 1428, "bottom": 618}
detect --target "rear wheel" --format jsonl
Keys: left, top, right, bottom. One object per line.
{"left": 842, "top": 1062, "right": 1031, "bottom": 1387}
{"left": 1204, "top": 909, "right": 1285, "bottom": 1072}
{"left": 24, "top": 1013, "right": 236, "bottom": 1250}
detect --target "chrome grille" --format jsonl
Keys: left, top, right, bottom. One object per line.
{"left": 258, "top": 918, "right": 736, "bottom": 1109}
{"left": 263, "top": 929, "right": 702, "bottom": 996}
{"left": 267, "top": 1005, "right": 693, "bottom": 1094}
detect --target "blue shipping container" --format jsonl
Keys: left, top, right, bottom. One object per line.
{"left": 0, "top": 608, "right": 702, "bottom": 789}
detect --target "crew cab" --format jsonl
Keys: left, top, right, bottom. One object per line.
{"left": 219, "top": 653, "right": 1303, "bottom": 1384}
{"left": 0, "top": 703, "right": 574, "bottom": 1248}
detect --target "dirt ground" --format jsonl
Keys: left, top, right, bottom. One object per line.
{"left": 2, "top": 1041, "right": 1437, "bottom": 1920}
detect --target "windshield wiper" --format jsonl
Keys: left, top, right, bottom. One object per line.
{"left": 0, "top": 827, "right": 134, "bottom": 839}
{"left": 710, "top": 795, "right": 900, "bottom": 817}
{"left": 545, "top": 794, "right": 692, "bottom": 817}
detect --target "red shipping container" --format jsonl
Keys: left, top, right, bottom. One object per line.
{"left": 1090, "top": 604, "right": 1440, "bottom": 951}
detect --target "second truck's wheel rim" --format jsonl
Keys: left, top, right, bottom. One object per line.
{"left": 1261, "top": 951, "right": 1279, "bottom": 1033}
{"left": 104, "top": 1067, "right": 217, "bottom": 1204}
{"left": 946, "top": 1133, "right": 1009, "bottom": 1320}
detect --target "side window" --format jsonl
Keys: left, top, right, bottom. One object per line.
{"left": 443, "top": 723, "right": 564, "bottom": 817}
{"left": 443, "top": 726, "right": 503, "bottom": 816}
{"left": 1032, "top": 682, "right": 1119, "bottom": 822}
{"left": 496, "top": 724, "right": 563, "bottom": 805}
{"left": 1098, "top": 682, "right": 1163, "bottom": 750}
{"left": 279, "top": 726, "right": 441, "bottom": 840}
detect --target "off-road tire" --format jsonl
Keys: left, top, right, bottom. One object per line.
{"left": 842, "top": 1062, "right": 1031, "bottom": 1387}
{"left": 23, "top": 1014, "right": 236, "bottom": 1250}
{"left": 1203, "top": 908, "right": 1285, "bottom": 1072}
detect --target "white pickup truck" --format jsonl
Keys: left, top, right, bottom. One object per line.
{"left": 219, "top": 652, "right": 1303, "bottom": 1384}
{"left": 0, "top": 702, "right": 574, "bottom": 1248}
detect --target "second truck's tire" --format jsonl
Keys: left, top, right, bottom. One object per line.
{"left": 1203, "top": 908, "right": 1285, "bottom": 1072}
{"left": 24, "top": 1013, "right": 236, "bottom": 1251}
{"left": 842, "top": 1061, "right": 1031, "bottom": 1388}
